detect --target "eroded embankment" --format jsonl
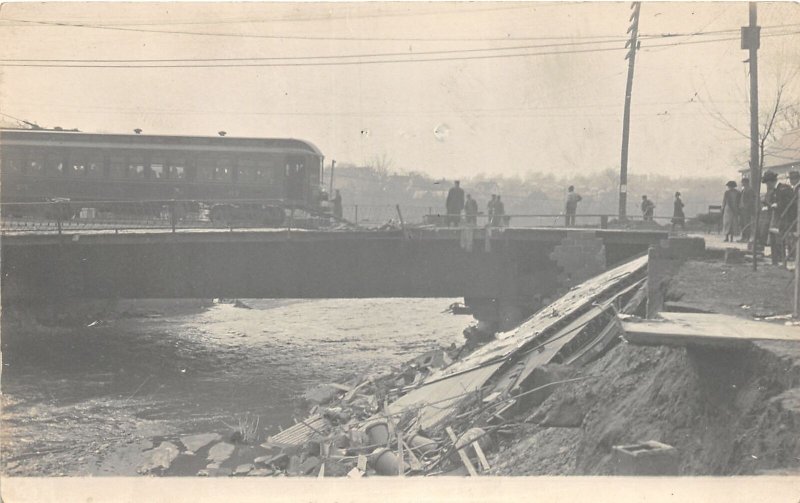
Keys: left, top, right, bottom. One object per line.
{"left": 492, "top": 258, "right": 800, "bottom": 476}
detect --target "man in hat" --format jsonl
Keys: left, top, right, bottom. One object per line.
{"left": 641, "top": 195, "right": 655, "bottom": 222}
{"left": 722, "top": 180, "right": 739, "bottom": 242}
{"left": 464, "top": 194, "right": 478, "bottom": 226}
{"left": 762, "top": 170, "right": 794, "bottom": 264}
{"left": 784, "top": 170, "right": 800, "bottom": 259}
{"left": 564, "top": 185, "right": 582, "bottom": 227}
{"left": 738, "top": 178, "right": 755, "bottom": 242}
{"left": 445, "top": 180, "right": 465, "bottom": 227}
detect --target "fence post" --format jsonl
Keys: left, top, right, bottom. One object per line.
{"left": 354, "top": 204, "right": 358, "bottom": 226}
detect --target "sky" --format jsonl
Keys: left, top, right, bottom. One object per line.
{"left": 1, "top": 2, "right": 799, "bottom": 180}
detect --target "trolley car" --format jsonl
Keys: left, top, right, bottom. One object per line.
{"left": 0, "top": 128, "right": 325, "bottom": 226}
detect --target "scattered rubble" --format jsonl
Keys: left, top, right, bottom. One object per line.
{"left": 137, "top": 441, "right": 180, "bottom": 475}
{"left": 126, "top": 249, "right": 800, "bottom": 477}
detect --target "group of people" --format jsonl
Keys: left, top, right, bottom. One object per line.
{"left": 716, "top": 170, "right": 799, "bottom": 265}
{"left": 445, "top": 181, "right": 506, "bottom": 227}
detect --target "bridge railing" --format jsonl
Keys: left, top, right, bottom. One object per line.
{"left": 0, "top": 199, "right": 686, "bottom": 234}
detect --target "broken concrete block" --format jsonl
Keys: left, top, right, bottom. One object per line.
{"left": 137, "top": 441, "right": 180, "bottom": 475}
{"left": 302, "top": 384, "right": 342, "bottom": 405}
{"left": 612, "top": 441, "right": 679, "bottom": 475}
{"left": 233, "top": 463, "right": 254, "bottom": 476}
{"left": 207, "top": 442, "right": 236, "bottom": 464}
{"left": 248, "top": 468, "right": 274, "bottom": 476}
{"left": 180, "top": 433, "right": 222, "bottom": 453}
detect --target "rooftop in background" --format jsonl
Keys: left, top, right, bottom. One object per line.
{"left": 739, "top": 128, "right": 800, "bottom": 178}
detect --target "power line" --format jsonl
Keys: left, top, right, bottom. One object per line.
{"left": 6, "top": 24, "right": 800, "bottom": 64}
{"left": 2, "top": 31, "right": 798, "bottom": 68}
{"left": 3, "top": 15, "right": 799, "bottom": 43}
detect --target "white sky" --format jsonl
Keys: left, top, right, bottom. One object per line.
{"left": 1, "top": 2, "right": 798, "bottom": 180}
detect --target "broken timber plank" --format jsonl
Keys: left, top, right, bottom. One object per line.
{"left": 472, "top": 441, "right": 491, "bottom": 471}
{"left": 622, "top": 312, "right": 800, "bottom": 348}
{"left": 446, "top": 427, "right": 478, "bottom": 477}
{"left": 400, "top": 439, "right": 423, "bottom": 471}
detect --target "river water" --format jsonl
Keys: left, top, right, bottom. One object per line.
{"left": 1, "top": 298, "right": 470, "bottom": 476}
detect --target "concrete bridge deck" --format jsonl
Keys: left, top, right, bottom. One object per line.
{"left": 2, "top": 227, "right": 671, "bottom": 303}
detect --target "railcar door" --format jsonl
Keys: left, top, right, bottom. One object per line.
{"left": 285, "top": 156, "right": 306, "bottom": 202}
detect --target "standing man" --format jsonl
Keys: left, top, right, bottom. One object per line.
{"left": 493, "top": 195, "right": 506, "bottom": 227}
{"left": 762, "top": 171, "right": 794, "bottom": 265}
{"left": 332, "top": 189, "right": 343, "bottom": 220}
{"left": 564, "top": 186, "right": 582, "bottom": 227}
{"left": 464, "top": 194, "right": 478, "bottom": 226}
{"left": 671, "top": 192, "right": 685, "bottom": 232}
{"left": 445, "top": 180, "right": 465, "bottom": 227}
{"left": 641, "top": 195, "right": 655, "bottom": 222}
{"left": 739, "top": 178, "right": 755, "bottom": 242}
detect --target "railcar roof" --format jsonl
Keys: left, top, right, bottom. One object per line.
{"left": 0, "top": 128, "right": 323, "bottom": 156}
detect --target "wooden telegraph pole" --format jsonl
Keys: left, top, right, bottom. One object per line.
{"left": 619, "top": 2, "right": 641, "bottom": 221}
{"left": 743, "top": 3, "right": 761, "bottom": 270}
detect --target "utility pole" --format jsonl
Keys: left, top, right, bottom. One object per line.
{"left": 743, "top": 2, "right": 761, "bottom": 270}
{"left": 619, "top": 2, "right": 641, "bottom": 221}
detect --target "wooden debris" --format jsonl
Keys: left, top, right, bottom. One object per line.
{"left": 446, "top": 427, "right": 478, "bottom": 477}
{"left": 401, "top": 439, "right": 423, "bottom": 471}
{"left": 472, "top": 442, "right": 491, "bottom": 471}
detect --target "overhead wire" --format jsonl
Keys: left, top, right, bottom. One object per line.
{"left": 1, "top": 14, "right": 799, "bottom": 43}
{"left": 2, "top": 30, "right": 798, "bottom": 68}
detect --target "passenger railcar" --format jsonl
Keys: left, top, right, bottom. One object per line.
{"left": 0, "top": 128, "right": 324, "bottom": 220}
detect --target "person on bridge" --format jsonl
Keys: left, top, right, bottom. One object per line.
{"left": 491, "top": 195, "right": 506, "bottom": 227}
{"left": 722, "top": 180, "right": 739, "bottom": 242}
{"left": 487, "top": 195, "right": 497, "bottom": 226}
{"left": 671, "top": 192, "right": 685, "bottom": 232}
{"left": 564, "top": 186, "right": 582, "bottom": 227}
{"left": 641, "top": 195, "right": 655, "bottom": 222}
{"left": 332, "top": 189, "right": 343, "bottom": 220}
{"left": 738, "top": 178, "right": 755, "bottom": 242}
{"left": 445, "top": 180, "right": 465, "bottom": 226}
{"left": 464, "top": 194, "right": 478, "bottom": 226}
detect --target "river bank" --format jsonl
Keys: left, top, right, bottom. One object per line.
{"left": 1, "top": 298, "right": 469, "bottom": 476}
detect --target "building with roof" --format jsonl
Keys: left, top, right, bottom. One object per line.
{"left": 739, "top": 128, "right": 800, "bottom": 180}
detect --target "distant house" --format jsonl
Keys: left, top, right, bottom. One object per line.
{"left": 739, "top": 128, "right": 800, "bottom": 180}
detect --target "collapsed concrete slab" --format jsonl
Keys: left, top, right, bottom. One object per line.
{"left": 622, "top": 312, "right": 800, "bottom": 348}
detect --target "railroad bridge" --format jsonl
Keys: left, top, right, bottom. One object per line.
{"left": 1, "top": 227, "right": 681, "bottom": 331}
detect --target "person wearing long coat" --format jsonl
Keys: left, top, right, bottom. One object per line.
{"left": 722, "top": 180, "right": 740, "bottom": 242}
{"left": 671, "top": 192, "right": 685, "bottom": 232}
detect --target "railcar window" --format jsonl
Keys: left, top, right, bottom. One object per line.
{"left": 150, "top": 160, "right": 166, "bottom": 179}
{"left": 196, "top": 158, "right": 215, "bottom": 181}
{"left": 109, "top": 156, "right": 126, "bottom": 178}
{"left": 87, "top": 156, "right": 103, "bottom": 178}
{"left": 128, "top": 158, "right": 146, "bottom": 179}
{"left": 45, "top": 154, "right": 64, "bottom": 176}
{"left": 237, "top": 159, "right": 257, "bottom": 183}
{"left": 215, "top": 159, "right": 233, "bottom": 181}
{"left": 168, "top": 159, "right": 186, "bottom": 180}
{"left": 27, "top": 159, "right": 43, "bottom": 175}
{"left": 1, "top": 151, "right": 22, "bottom": 174}
{"left": 70, "top": 158, "right": 87, "bottom": 176}
{"left": 258, "top": 160, "right": 278, "bottom": 185}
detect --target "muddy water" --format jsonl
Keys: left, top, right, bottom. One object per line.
{"left": 1, "top": 298, "right": 470, "bottom": 476}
